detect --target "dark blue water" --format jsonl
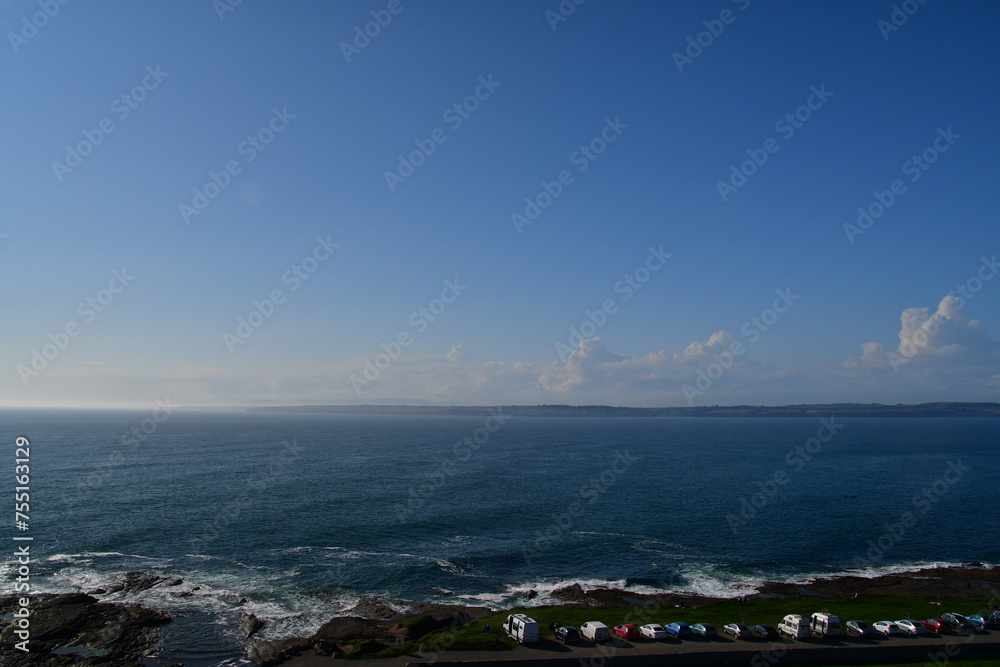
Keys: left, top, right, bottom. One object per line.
{"left": 3, "top": 409, "right": 997, "bottom": 665}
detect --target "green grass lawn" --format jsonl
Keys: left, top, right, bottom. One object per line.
{"left": 409, "top": 592, "right": 998, "bottom": 655}
{"left": 471, "top": 594, "right": 990, "bottom": 634}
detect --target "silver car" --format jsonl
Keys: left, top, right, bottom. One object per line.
{"left": 895, "top": 619, "right": 928, "bottom": 635}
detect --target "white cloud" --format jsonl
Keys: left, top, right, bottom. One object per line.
{"left": 682, "top": 331, "right": 735, "bottom": 358}
{"left": 846, "top": 295, "right": 1000, "bottom": 371}
{"left": 446, "top": 343, "right": 470, "bottom": 363}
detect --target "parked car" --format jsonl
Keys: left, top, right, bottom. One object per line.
{"left": 920, "top": 618, "right": 945, "bottom": 633}
{"left": 750, "top": 624, "right": 779, "bottom": 641}
{"left": 872, "top": 621, "right": 901, "bottom": 637}
{"left": 845, "top": 620, "right": 875, "bottom": 637}
{"left": 580, "top": 621, "right": 610, "bottom": 642}
{"left": 938, "top": 615, "right": 964, "bottom": 632}
{"left": 690, "top": 623, "right": 717, "bottom": 638}
{"left": 967, "top": 614, "right": 994, "bottom": 630}
{"left": 895, "top": 619, "right": 929, "bottom": 635}
{"left": 941, "top": 613, "right": 970, "bottom": 630}
{"left": 613, "top": 624, "right": 639, "bottom": 640}
{"left": 639, "top": 624, "right": 666, "bottom": 640}
{"left": 664, "top": 622, "right": 691, "bottom": 638}
{"left": 555, "top": 626, "right": 580, "bottom": 643}
{"left": 723, "top": 623, "right": 752, "bottom": 640}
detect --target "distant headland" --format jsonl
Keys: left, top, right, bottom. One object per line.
{"left": 248, "top": 402, "right": 1000, "bottom": 418}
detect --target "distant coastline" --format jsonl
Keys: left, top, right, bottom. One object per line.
{"left": 248, "top": 401, "right": 1000, "bottom": 418}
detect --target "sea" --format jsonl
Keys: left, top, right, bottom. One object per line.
{"left": 2, "top": 408, "right": 997, "bottom": 665}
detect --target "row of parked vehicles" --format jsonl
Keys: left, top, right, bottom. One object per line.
{"left": 503, "top": 609, "right": 1000, "bottom": 645}
{"left": 775, "top": 611, "right": 1000, "bottom": 640}
{"left": 861, "top": 612, "right": 1000, "bottom": 637}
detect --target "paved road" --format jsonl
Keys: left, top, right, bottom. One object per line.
{"left": 283, "top": 628, "right": 1000, "bottom": 667}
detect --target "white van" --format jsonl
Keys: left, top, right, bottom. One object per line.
{"left": 810, "top": 612, "right": 841, "bottom": 637}
{"left": 580, "top": 621, "right": 610, "bottom": 642}
{"left": 778, "top": 614, "right": 811, "bottom": 640}
{"left": 503, "top": 613, "right": 539, "bottom": 644}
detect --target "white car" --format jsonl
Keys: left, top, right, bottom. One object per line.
{"left": 639, "top": 623, "right": 667, "bottom": 639}
{"left": 872, "top": 621, "right": 901, "bottom": 636}
{"left": 896, "top": 619, "right": 928, "bottom": 635}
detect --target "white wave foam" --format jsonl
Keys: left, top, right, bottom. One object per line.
{"left": 452, "top": 577, "right": 672, "bottom": 609}
{"left": 830, "top": 559, "right": 976, "bottom": 580}
{"left": 34, "top": 560, "right": 361, "bottom": 642}
{"left": 455, "top": 559, "right": 986, "bottom": 607}
{"left": 289, "top": 546, "right": 478, "bottom": 579}
{"left": 86, "top": 551, "right": 155, "bottom": 558}
{"left": 45, "top": 553, "right": 89, "bottom": 564}
{"left": 570, "top": 531, "right": 635, "bottom": 539}
{"left": 672, "top": 563, "right": 763, "bottom": 599}
{"left": 43, "top": 552, "right": 159, "bottom": 564}
{"left": 671, "top": 559, "right": 981, "bottom": 599}
{"left": 453, "top": 591, "right": 509, "bottom": 606}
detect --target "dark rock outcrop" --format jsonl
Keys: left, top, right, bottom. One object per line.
{"left": 241, "top": 611, "right": 265, "bottom": 638}
{"left": 326, "top": 597, "right": 491, "bottom": 641}
{"left": 344, "top": 595, "right": 405, "bottom": 620}
{"left": 0, "top": 593, "right": 170, "bottom": 666}
{"left": 550, "top": 583, "right": 700, "bottom": 608}
{"left": 250, "top": 597, "right": 492, "bottom": 665}
{"left": 551, "top": 583, "right": 586, "bottom": 601}
{"left": 756, "top": 565, "right": 1000, "bottom": 599}
{"left": 312, "top": 615, "right": 394, "bottom": 641}
{"left": 248, "top": 637, "right": 313, "bottom": 666}
{"left": 106, "top": 571, "right": 181, "bottom": 595}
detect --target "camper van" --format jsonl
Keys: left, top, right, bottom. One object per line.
{"left": 580, "top": 621, "right": 611, "bottom": 642}
{"left": 503, "top": 614, "right": 539, "bottom": 644}
{"left": 810, "top": 612, "right": 841, "bottom": 637}
{"left": 778, "top": 614, "right": 811, "bottom": 640}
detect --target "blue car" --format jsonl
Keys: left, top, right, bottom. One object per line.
{"left": 665, "top": 622, "right": 692, "bottom": 638}
{"left": 967, "top": 614, "right": 994, "bottom": 630}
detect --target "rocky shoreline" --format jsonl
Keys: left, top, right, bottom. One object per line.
{"left": 251, "top": 564, "right": 1000, "bottom": 665}
{"left": 0, "top": 591, "right": 171, "bottom": 666}
{"left": 754, "top": 563, "right": 1000, "bottom": 599}
{"left": 2, "top": 564, "right": 996, "bottom": 665}
{"left": 247, "top": 596, "right": 495, "bottom": 666}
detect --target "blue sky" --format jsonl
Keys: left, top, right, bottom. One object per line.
{"left": 3, "top": 0, "right": 998, "bottom": 408}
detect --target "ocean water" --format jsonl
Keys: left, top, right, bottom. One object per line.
{"left": 3, "top": 408, "right": 997, "bottom": 665}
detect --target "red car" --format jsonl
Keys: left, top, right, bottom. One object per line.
{"left": 613, "top": 624, "right": 640, "bottom": 640}
{"left": 921, "top": 618, "right": 945, "bottom": 633}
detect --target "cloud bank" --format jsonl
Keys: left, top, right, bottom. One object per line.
{"left": 8, "top": 297, "right": 998, "bottom": 408}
